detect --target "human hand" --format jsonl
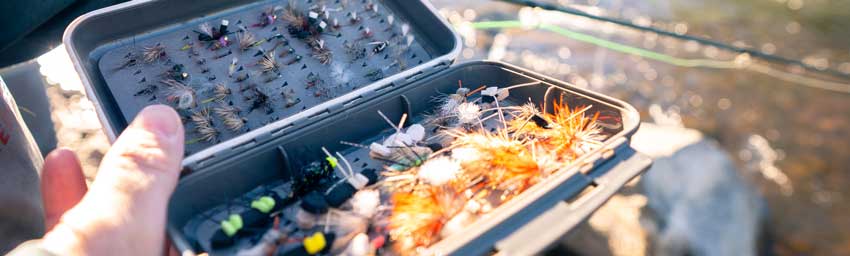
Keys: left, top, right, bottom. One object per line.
{"left": 39, "top": 105, "right": 184, "bottom": 255}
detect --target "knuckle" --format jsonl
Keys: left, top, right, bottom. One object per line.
{"left": 109, "top": 129, "right": 177, "bottom": 173}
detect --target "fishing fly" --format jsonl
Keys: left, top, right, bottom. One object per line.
{"left": 214, "top": 105, "right": 246, "bottom": 132}
{"left": 142, "top": 43, "right": 167, "bottom": 63}
{"left": 190, "top": 107, "right": 218, "bottom": 142}
{"left": 161, "top": 79, "right": 196, "bottom": 109}
{"left": 258, "top": 51, "right": 281, "bottom": 74}
{"left": 237, "top": 31, "right": 261, "bottom": 51}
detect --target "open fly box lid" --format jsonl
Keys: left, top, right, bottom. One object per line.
{"left": 65, "top": 1, "right": 651, "bottom": 255}
{"left": 63, "top": 0, "right": 460, "bottom": 166}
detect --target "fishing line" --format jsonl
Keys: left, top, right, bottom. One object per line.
{"left": 495, "top": 0, "right": 850, "bottom": 81}
{"left": 469, "top": 20, "right": 850, "bottom": 93}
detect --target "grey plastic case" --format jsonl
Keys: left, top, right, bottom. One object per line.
{"left": 64, "top": 0, "right": 460, "bottom": 164}
{"left": 64, "top": 1, "right": 650, "bottom": 255}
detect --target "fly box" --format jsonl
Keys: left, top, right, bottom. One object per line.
{"left": 64, "top": 0, "right": 651, "bottom": 255}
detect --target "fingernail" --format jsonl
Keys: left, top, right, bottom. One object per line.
{"left": 134, "top": 105, "right": 181, "bottom": 140}
{"left": 45, "top": 147, "right": 74, "bottom": 162}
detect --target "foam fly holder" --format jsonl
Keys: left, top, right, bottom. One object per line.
{"left": 64, "top": 1, "right": 652, "bottom": 255}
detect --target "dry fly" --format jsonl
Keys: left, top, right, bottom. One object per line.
{"left": 161, "top": 79, "right": 196, "bottom": 109}
{"left": 389, "top": 186, "right": 464, "bottom": 254}
{"left": 359, "top": 27, "right": 373, "bottom": 40}
{"left": 213, "top": 105, "right": 245, "bottom": 131}
{"left": 365, "top": 2, "right": 378, "bottom": 14}
{"left": 253, "top": 6, "right": 280, "bottom": 28}
{"left": 348, "top": 11, "right": 361, "bottom": 25}
{"left": 446, "top": 130, "right": 540, "bottom": 200}
{"left": 190, "top": 108, "right": 218, "bottom": 142}
{"left": 196, "top": 19, "right": 229, "bottom": 43}
{"left": 244, "top": 87, "right": 273, "bottom": 114}
{"left": 384, "top": 15, "right": 395, "bottom": 31}
{"left": 197, "top": 23, "right": 214, "bottom": 40}
{"left": 258, "top": 51, "right": 280, "bottom": 73}
{"left": 312, "top": 49, "right": 332, "bottom": 65}
{"left": 206, "top": 83, "right": 231, "bottom": 103}
{"left": 308, "top": 39, "right": 332, "bottom": 65}
{"left": 507, "top": 97, "right": 604, "bottom": 161}
{"left": 142, "top": 43, "right": 166, "bottom": 63}
{"left": 228, "top": 57, "right": 239, "bottom": 77}
{"left": 344, "top": 41, "right": 366, "bottom": 61}
{"left": 237, "top": 31, "right": 260, "bottom": 51}
{"left": 331, "top": 18, "right": 341, "bottom": 30}
{"left": 281, "top": 87, "right": 301, "bottom": 108}
{"left": 281, "top": 1, "right": 308, "bottom": 34}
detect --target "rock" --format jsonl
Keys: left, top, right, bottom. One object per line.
{"left": 560, "top": 123, "right": 764, "bottom": 256}
{"left": 635, "top": 123, "right": 764, "bottom": 256}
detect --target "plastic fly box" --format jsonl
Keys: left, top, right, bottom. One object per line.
{"left": 65, "top": 0, "right": 651, "bottom": 255}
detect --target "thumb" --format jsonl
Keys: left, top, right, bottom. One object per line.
{"left": 43, "top": 105, "right": 184, "bottom": 255}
